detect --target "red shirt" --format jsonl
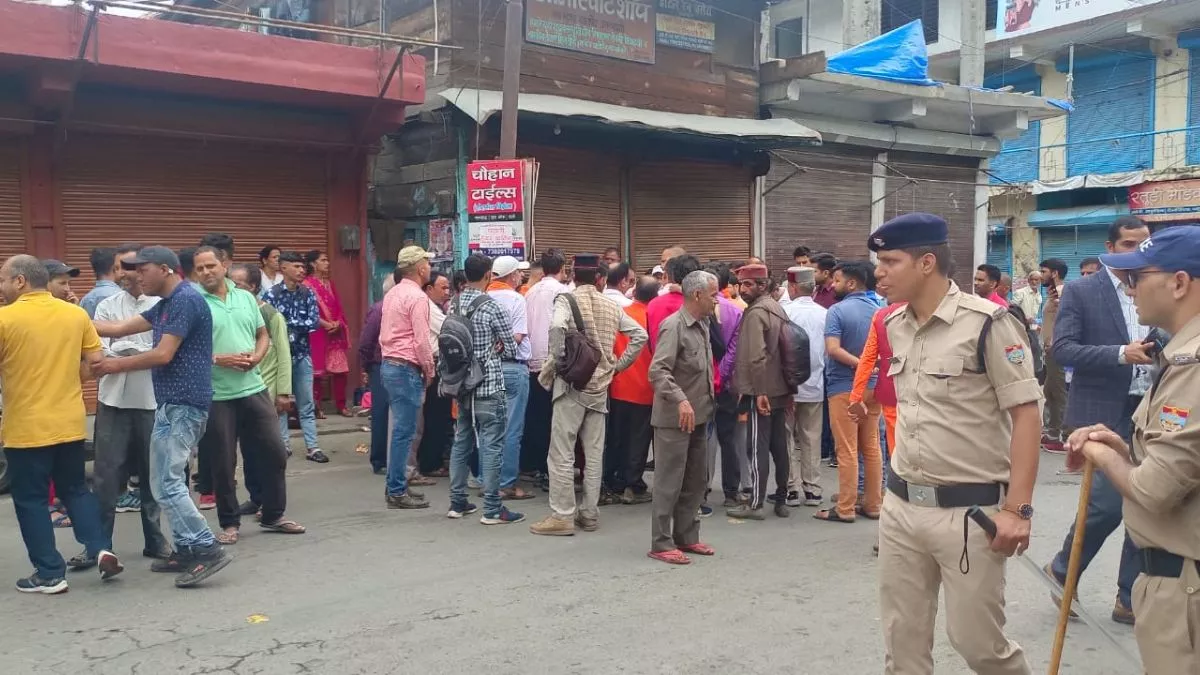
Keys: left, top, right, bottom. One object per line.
{"left": 813, "top": 283, "right": 837, "bottom": 309}
{"left": 986, "top": 291, "right": 1008, "bottom": 307}
{"left": 610, "top": 302, "right": 653, "bottom": 405}
{"left": 646, "top": 289, "right": 720, "bottom": 391}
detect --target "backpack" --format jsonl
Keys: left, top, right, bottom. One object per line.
{"left": 556, "top": 294, "right": 601, "bottom": 390}
{"left": 780, "top": 317, "right": 812, "bottom": 390}
{"left": 976, "top": 303, "right": 1045, "bottom": 380}
{"left": 708, "top": 314, "right": 727, "bottom": 362}
{"left": 437, "top": 294, "right": 491, "bottom": 398}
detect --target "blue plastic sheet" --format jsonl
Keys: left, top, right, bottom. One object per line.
{"left": 827, "top": 20, "right": 937, "bottom": 86}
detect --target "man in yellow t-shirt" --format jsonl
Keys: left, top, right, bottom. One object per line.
{"left": 0, "top": 254, "right": 123, "bottom": 594}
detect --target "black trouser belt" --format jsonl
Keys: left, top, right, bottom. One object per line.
{"left": 1142, "top": 548, "right": 1200, "bottom": 578}
{"left": 887, "top": 473, "right": 1004, "bottom": 508}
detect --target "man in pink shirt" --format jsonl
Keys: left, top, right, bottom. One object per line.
{"left": 647, "top": 254, "right": 701, "bottom": 350}
{"left": 974, "top": 263, "right": 1008, "bottom": 307}
{"left": 380, "top": 246, "right": 436, "bottom": 509}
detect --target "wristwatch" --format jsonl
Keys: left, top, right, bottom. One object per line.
{"left": 1005, "top": 503, "right": 1035, "bottom": 520}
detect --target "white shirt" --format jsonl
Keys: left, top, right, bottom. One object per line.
{"left": 1108, "top": 267, "right": 1151, "bottom": 396}
{"left": 94, "top": 291, "right": 160, "bottom": 410}
{"left": 783, "top": 296, "right": 828, "bottom": 403}
{"left": 429, "top": 299, "right": 446, "bottom": 356}
{"left": 259, "top": 271, "right": 284, "bottom": 296}
{"left": 489, "top": 286, "right": 532, "bottom": 361}
{"left": 524, "top": 276, "right": 570, "bottom": 371}
{"left": 602, "top": 287, "right": 632, "bottom": 308}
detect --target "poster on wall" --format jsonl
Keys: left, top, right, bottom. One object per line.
{"left": 466, "top": 159, "right": 538, "bottom": 260}
{"left": 1128, "top": 179, "right": 1200, "bottom": 223}
{"left": 655, "top": 0, "right": 714, "bottom": 53}
{"left": 526, "top": 0, "right": 656, "bottom": 64}
{"left": 428, "top": 218, "right": 455, "bottom": 263}
{"left": 998, "top": 0, "right": 1167, "bottom": 40}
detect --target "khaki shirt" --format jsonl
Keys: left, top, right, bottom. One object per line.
{"left": 648, "top": 308, "right": 715, "bottom": 428}
{"left": 1124, "top": 314, "right": 1200, "bottom": 560}
{"left": 886, "top": 281, "right": 1043, "bottom": 486}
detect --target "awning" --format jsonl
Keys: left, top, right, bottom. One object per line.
{"left": 439, "top": 88, "right": 821, "bottom": 147}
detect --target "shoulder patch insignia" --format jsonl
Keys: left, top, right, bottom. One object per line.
{"left": 1004, "top": 344, "right": 1026, "bottom": 364}
{"left": 1171, "top": 354, "right": 1200, "bottom": 365}
{"left": 1160, "top": 406, "right": 1190, "bottom": 433}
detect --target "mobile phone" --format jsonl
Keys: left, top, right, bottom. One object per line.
{"left": 1143, "top": 329, "right": 1165, "bottom": 358}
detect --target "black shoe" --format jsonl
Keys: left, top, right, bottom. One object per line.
{"left": 237, "top": 500, "right": 261, "bottom": 516}
{"left": 143, "top": 548, "right": 172, "bottom": 560}
{"left": 785, "top": 491, "right": 802, "bottom": 507}
{"left": 767, "top": 493, "right": 783, "bottom": 504}
{"left": 15, "top": 573, "right": 68, "bottom": 595}
{"left": 67, "top": 550, "right": 96, "bottom": 571}
{"left": 151, "top": 551, "right": 190, "bottom": 573}
{"left": 174, "top": 546, "right": 232, "bottom": 588}
{"left": 306, "top": 450, "right": 330, "bottom": 463}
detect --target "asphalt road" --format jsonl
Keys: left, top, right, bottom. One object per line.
{"left": 0, "top": 430, "right": 1142, "bottom": 675}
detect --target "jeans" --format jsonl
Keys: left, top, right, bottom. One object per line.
{"left": 151, "top": 404, "right": 216, "bottom": 550}
{"left": 1050, "top": 470, "right": 1141, "bottom": 608}
{"left": 291, "top": 355, "right": 319, "bottom": 450}
{"left": 449, "top": 394, "right": 507, "bottom": 516}
{"left": 500, "top": 361, "right": 529, "bottom": 490}
{"left": 368, "top": 365, "right": 388, "bottom": 472}
{"left": 8, "top": 441, "right": 110, "bottom": 579}
{"left": 382, "top": 361, "right": 424, "bottom": 496}
{"left": 92, "top": 404, "right": 167, "bottom": 555}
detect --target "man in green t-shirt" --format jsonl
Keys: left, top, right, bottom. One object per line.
{"left": 193, "top": 247, "right": 306, "bottom": 544}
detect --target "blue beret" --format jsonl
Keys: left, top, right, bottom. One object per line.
{"left": 868, "top": 212, "right": 949, "bottom": 252}
{"left": 1100, "top": 223, "right": 1200, "bottom": 277}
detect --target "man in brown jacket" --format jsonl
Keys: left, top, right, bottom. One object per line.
{"left": 729, "top": 263, "right": 792, "bottom": 520}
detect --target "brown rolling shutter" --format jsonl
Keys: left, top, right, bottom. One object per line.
{"left": 763, "top": 147, "right": 876, "bottom": 275}
{"left": 524, "top": 145, "right": 622, "bottom": 260}
{"left": 0, "top": 139, "right": 24, "bottom": 263}
{"left": 59, "top": 134, "right": 330, "bottom": 409}
{"left": 628, "top": 160, "right": 751, "bottom": 273}
{"left": 884, "top": 152, "right": 980, "bottom": 291}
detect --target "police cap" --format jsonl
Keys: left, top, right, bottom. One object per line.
{"left": 868, "top": 212, "right": 949, "bottom": 252}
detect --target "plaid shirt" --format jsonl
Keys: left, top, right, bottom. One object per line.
{"left": 454, "top": 287, "right": 517, "bottom": 398}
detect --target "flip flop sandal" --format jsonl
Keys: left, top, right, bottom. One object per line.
{"left": 679, "top": 542, "right": 715, "bottom": 556}
{"left": 647, "top": 549, "right": 691, "bottom": 565}
{"left": 501, "top": 488, "right": 536, "bottom": 500}
{"left": 812, "top": 509, "right": 856, "bottom": 523}
{"left": 260, "top": 520, "right": 307, "bottom": 534}
{"left": 53, "top": 514, "right": 72, "bottom": 528}
{"left": 216, "top": 530, "right": 240, "bottom": 545}
{"left": 409, "top": 475, "right": 438, "bottom": 487}
{"left": 855, "top": 505, "right": 881, "bottom": 520}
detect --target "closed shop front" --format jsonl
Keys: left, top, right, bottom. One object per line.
{"left": 885, "top": 153, "right": 980, "bottom": 292}
{"left": 1039, "top": 226, "right": 1107, "bottom": 280}
{"left": 523, "top": 145, "right": 623, "bottom": 261}
{"left": 0, "top": 139, "right": 24, "bottom": 263}
{"left": 987, "top": 232, "right": 1011, "bottom": 276}
{"left": 629, "top": 160, "right": 752, "bottom": 273}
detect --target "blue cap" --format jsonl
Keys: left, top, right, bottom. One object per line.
{"left": 868, "top": 212, "right": 949, "bottom": 252}
{"left": 1099, "top": 224, "right": 1200, "bottom": 276}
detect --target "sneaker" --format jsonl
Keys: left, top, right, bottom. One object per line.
{"left": 573, "top": 513, "right": 598, "bottom": 532}
{"left": 529, "top": 515, "right": 574, "bottom": 536}
{"left": 467, "top": 475, "right": 483, "bottom": 490}
{"left": 198, "top": 494, "right": 216, "bottom": 510}
{"left": 803, "top": 491, "right": 822, "bottom": 507}
{"left": 722, "top": 495, "right": 739, "bottom": 508}
{"left": 827, "top": 458, "right": 839, "bottom": 468}
{"left": 305, "top": 449, "right": 330, "bottom": 463}
{"left": 785, "top": 491, "right": 802, "bottom": 507}
{"left": 481, "top": 507, "right": 526, "bottom": 525}
{"left": 115, "top": 490, "right": 141, "bottom": 513}
{"left": 67, "top": 550, "right": 96, "bottom": 570}
{"left": 386, "top": 493, "right": 429, "bottom": 509}
{"left": 766, "top": 493, "right": 783, "bottom": 505}
{"left": 151, "top": 551, "right": 189, "bottom": 573}
{"left": 237, "top": 500, "right": 261, "bottom": 516}
{"left": 15, "top": 573, "right": 68, "bottom": 595}
{"left": 726, "top": 505, "right": 766, "bottom": 521}
{"left": 622, "top": 488, "right": 652, "bottom": 505}
{"left": 446, "top": 502, "right": 479, "bottom": 519}
{"left": 143, "top": 548, "right": 172, "bottom": 560}
{"left": 174, "top": 546, "right": 232, "bottom": 588}
{"left": 697, "top": 504, "right": 714, "bottom": 518}
{"left": 97, "top": 551, "right": 123, "bottom": 581}
{"left": 774, "top": 502, "right": 790, "bottom": 518}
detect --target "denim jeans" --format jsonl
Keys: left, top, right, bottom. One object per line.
{"left": 382, "top": 361, "right": 424, "bottom": 496}
{"left": 500, "top": 361, "right": 529, "bottom": 489}
{"left": 368, "top": 364, "right": 389, "bottom": 472}
{"left": 291, "top": 355, "right": 319, "bottom": 450}
{"left": 1051, "top": 469, "right": 1141, "bottom": 608}
{"left": 449, "top": 394, "right": 507, "bottom": 516}
{"left": 8, "top": 441, "right": 111, "bottom": 579}
{"left": 150, "top": 404, "right": 216, "bottom": 550}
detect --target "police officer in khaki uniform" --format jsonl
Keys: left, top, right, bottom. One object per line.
{"left": 1066, "top": 225, "right": 1200, "bottom": 675}
{"left": 871, "top": 213, "right": 1044, "bottom": 675}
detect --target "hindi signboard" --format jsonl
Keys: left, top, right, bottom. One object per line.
{"left": 655, "top": 0, "right": 714, "bottom": 53}
{"left": 998, "top": 0, "right": 1167, "bottom": 40}
{"left": 1128, "top": 179, "right": 1200, "bottom": 223}
{"left": 467, "top": 160, "right": 525, "bottom": 216}
{"left": 526, "top": 0, "right": 656, "bottom": 64}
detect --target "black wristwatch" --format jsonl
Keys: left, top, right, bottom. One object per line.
{"left": 1005, "top": 503, "right": 1034, "bottom": 520}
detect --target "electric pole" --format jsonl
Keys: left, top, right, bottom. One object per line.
{"left": 499, "top": 0, "right": 523, "bottom": 159}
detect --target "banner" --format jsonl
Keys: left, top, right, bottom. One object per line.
{"left": 1128, "top": 179, "right": 1200, "bottom": 223}
{"left": 655, "top": 0, "right": 713, "bottom": 53}
{"left": 526, "top": 0, "right": 656, "bottom": 64}
{"left": 466, "top": 159, "right": 538, "bottom": 260}
{"left": 998, "top": 0, "right": 1167, "bottom": 40}
{"left": 467, "top": 160, "right": 525, "bottom": 216}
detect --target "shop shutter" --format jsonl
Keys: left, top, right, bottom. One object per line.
{"left": 884, "top": 153, "right": 980, "bottom": 291}
{"left": 764, "top": 147, "right": 875, "bottom": 275}
{"left": 1039, "top": 227, "right": 1107, "bottom": 281}
{"left": 1188, "top": 49, "right": 1200, "bottom": 166}
{"left": 628, "top": 160, "right": 751, "bottom": 274}
{"left": 524, "top": 145, "right": 622, "bottom": 262}
{"left": 986, "top": 233, "right": 1011, "bottom": 277}
{"left": 0, "top": 140, "right": 23, "bottom": 264}
{"left": 59, "top": 134, "right": 329, "bottom": 409}
{"left": 1067, "top": 56, "right": 1155, "bottom": 176}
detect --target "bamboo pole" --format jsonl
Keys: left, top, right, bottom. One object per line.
{"left": 1047, "top": 460, "right": 1095, "bottom": 675}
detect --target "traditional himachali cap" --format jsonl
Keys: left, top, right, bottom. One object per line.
{"left": 787, "top": 266, "right": 814, "bottom": 284}
{"left": 43, "top": 259, "right": 80, "bottom": 278}
{"left": 396, "top": 245, "right": 434, "bottom": 268}
{"left": 868, "top": 212, "right": 949, "bottom": 252}
{"left": 736, "top": 264, "right": 769, "bottom": 281}
{"left": 121, "top": 246, "right": 180, "bottom": 273}
{"left": 492, "top": 255, "right": 530, "bottom": 278}
{"left": 1100, "top": 224, "right": 1200, "bottom": 277}
{"left": 573, "top": 253, "right": 601, "bottom": 270}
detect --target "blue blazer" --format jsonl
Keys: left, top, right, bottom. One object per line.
{"left": 1051, "top": 270, "right": 1135, "bottom": 437}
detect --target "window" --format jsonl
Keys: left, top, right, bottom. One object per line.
{"left": 714, "top": 7, "right": 758, "bottom": 68}
{"left": 775, "top": 17, "right": 805, "bottom": 59}
{"left": 881, "top": 0, "right": 939, "bottom": 44}
{"left": 986, "top": 0, "right": 997, "bottom": 31}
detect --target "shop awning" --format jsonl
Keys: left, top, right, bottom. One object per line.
{"left": 438, "top": 88, "right": 821, "bottom": 147}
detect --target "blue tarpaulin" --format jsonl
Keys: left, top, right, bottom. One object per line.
{"left": 827, "top": 20, "right": 937, "bottom": 86}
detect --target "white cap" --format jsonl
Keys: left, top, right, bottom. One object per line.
{"left": 492, "top": 256, "right": 530, "bottom": 278}
{"left": 651, "top": 265, "right": 665, "bottom": 276}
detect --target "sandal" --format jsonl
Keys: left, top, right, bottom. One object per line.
{"left": 855, "top": 505, "right": 881, "bottom": 520}
{"left": 53, "top": 513, "right": 72, "bottom": 528}
{"left": 260, "top": 520, "right": 306, "bottom": 534}
{"left": 647, "top": 549, "right": 691, "bottom": 565}
{"left": 315, "top": 409, "right": 327, "bottom": 420}
{"left": 679, "top": 542, "right": 715, "bottom": 556}
{"left": 409, "top": 475, "right": 438, "bottom": 487}
{"left": 500, "top": 487, "right": 536, "bottom": 500}
{"left": 216, "top": 528, "right": 240, "bottom": 545}
{"left": 427, "top": 467, "right": 450, "bottom": 478}
{"left": 812, "top": 509, "right": 856, "bottom": 524}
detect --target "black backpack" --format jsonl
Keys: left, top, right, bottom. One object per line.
{"left": 437, "top": 294, "right": 491, "bottom": 398}
{"left": 780, "top": 317, "right": 812, "bottom": 390}
{"left": 976, "top": 303, "right": 1045, "bottom": 380}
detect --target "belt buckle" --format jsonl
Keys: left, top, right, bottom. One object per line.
{"left": 909, "top": 484, "right": 937, "bottom": 507}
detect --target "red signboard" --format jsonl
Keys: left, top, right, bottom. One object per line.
{"left": 467, "top": 160, "right": 525, "bottom": 216}
{"left": 1128, "top": 179, "right": 1200, "bottom": 223}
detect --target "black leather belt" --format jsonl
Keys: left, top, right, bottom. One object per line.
{"left": 887, "top": 473, "right": 1004, "bottom": 508}
{"left": 383, "top": 357, "right": 419, "bottom": 370}
{"left": 1142, "top": 548, "right": 1200, "bottom": 578}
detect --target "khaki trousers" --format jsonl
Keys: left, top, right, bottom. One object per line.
{"left": 828, "top": 392, "right": 882, "bottom": 518}
{"left": 1132, "top": 568, "right": 1200, "bottom": 675}
{"left": 879, "top": 493, "right": 1031, "bottom": 675}
{"left": 1042, "top": 351, "right": 1068, "bottom": 440}
{"left": 788, "top": 401, "right": 824, "bottom": 495}
{"left": 547, "top": 396, "right": 606, "bottom": 520}
{"left": 650, "top": 425, "right": 708, "bottom": 552}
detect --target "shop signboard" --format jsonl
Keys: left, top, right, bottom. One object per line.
{"left": 1128, "top": 179, "right": 1200, "bottom": 223}
{"left": 655, "top": 0, "right": 714, "bottom": 53}
{"left": 526, "top": 0, "right": 656, "bottom": 64}
{"left": 998, "top": 0, "right": 1167, "bottom": 40}
{"left": 466, "top": 159, "right": 538, "bottom": 260}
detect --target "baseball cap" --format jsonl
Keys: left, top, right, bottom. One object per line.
{"left": 396, "top": 245, "right": 434, "bottom": 269}
{"left": 492, "top": 256, "right": 530, "bottom": 278}
{"left": 121, "top": 245, "right": 180, "bottom": 273}
{"left": 1099, "top": 225, "right": 1200, "bottom": 277}
{"left": 651, "top": 265, "right": 665, "bottom": 276}
{"left": 42, "top": 259, "right": 80, "bottom": 278}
